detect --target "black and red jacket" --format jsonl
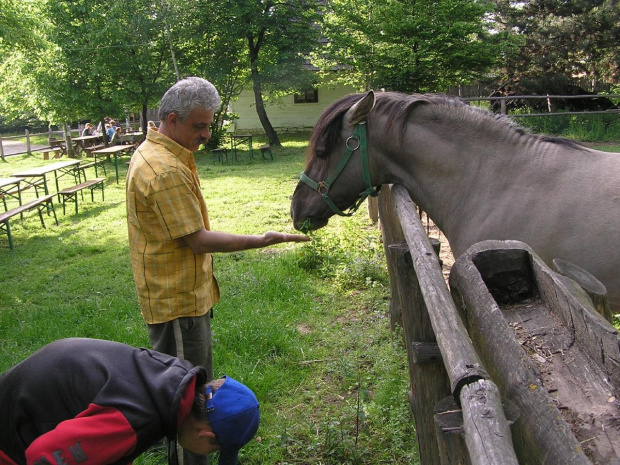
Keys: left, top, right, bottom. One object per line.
{"left": 0, "top": 338, "right": 205, "bottom": 465}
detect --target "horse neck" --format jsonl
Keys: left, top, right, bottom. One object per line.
{"left": 370, "top": 119, "right": 571, "bottom": 252}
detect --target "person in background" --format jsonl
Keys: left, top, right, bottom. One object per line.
{"left": 126, "top": 76, "right": 308, "bottom": 465}
{"left": 106, "top": 122, "right": 116, "bottom": 144}
{"left": 148, "top": 120, "right": 158, "bottom": 131}
{"left": 0, "top": 338, "right": 259, "bottom": 465}
{"left": 81, "top": 123, "right": 95, "bottom": 137}
{"left": 111, "top": 126, "right": 124, "bottom": 145}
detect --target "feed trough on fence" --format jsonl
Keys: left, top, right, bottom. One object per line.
{"left": 450, "top": 240, "right": 620, "bottom": 464}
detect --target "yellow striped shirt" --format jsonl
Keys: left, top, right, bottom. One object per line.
{"left": 126, "top": 129, "right": 220, "bottom": 324}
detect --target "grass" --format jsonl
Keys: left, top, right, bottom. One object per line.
{"left": 0, "top": 134, "right": 418, "bottom": 465}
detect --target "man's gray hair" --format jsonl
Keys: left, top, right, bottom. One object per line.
{"left": 158, "top": 77, "right": 221, "bottom": 122}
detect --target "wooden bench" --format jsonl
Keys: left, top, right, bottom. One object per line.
{"left": 58, "top": 178, "right": 106, "bottom": 215}
{"left": 83, "top": 144, "right": 105, "bottom": 157}
{"left": 259, "top": 144, "right": 273, "bottom": 161}
{"left": 210, "top": 147, "right": 229, "bottom": 164}
{"left": 77, "top": 161, "right": 107, "bottom": 180}
{"left": 1, "top": 179, "right": 45, "bottom": 206}
{"left": 48, "top": 138, "right": 67, "bottom": 156}
{"left": 0, "top": 194, "right": 58, "bottom": 249}
{"left": 42, "top": 148, "right": 63, "bottom": 160}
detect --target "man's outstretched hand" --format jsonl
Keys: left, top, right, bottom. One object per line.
{"left": 263, "top": 231, "right": 311, "bottom": 245}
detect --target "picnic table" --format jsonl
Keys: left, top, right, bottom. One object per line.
{"left": 0, "top": 177, "right": 24, "bottom": 210}
{"left": 120, "top": 132, "right": 143, "bottom": 144}
{"left": 12, "top": 159, "right": 82, "bottom": 201}
{"left": 92, "top": 145, "right": 134, "bottom": 183}
{"left": 230, "top": 134, "right": 253, "bottom": 161}
{"left": 73, "top": 135, "right": 103, "bottom": 155}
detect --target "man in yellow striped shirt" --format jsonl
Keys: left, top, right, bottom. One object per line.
{"left": 126, "top": 77, "right": 308, "bottom": 465}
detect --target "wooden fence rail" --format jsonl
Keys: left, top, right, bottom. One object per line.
{"left": 378, "top": 184, "right": 518, "bottom": 465}
{"left": 460, "top": 94, "right": 620, "bottom": 117}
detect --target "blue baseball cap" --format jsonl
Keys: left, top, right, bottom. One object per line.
{"left": 205, "top": 376, "right": 260, "bottom": 465}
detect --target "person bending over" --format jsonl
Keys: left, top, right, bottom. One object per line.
{"left": 0, "top": 338, "right": 259, "bottom": 465}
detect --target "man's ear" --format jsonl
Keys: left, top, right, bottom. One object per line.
{"left": 166, "top": 112, "right": 179, "bottom": 126}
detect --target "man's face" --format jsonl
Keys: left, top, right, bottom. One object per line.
{"left": 168, "top": 106, "right": 215, "bottom": 152}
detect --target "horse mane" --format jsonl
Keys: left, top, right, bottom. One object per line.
{"left": 308, "top": 92, "right": 584, "bottom": 161}
{"left": 307, "top": 93, "right": 366, "bottom": 161}
{"left": 374, "top": 92, "right": 585, "bottom": 149}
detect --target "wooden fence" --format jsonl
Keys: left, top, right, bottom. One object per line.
{"left": 0, "top": 129, "right": 78, "bottom": 161}
{"left": 377, "top": 183, "right": 620, "bottom": 464}
{"left": 460, "top": 94, "right": 620, "bottom": 117}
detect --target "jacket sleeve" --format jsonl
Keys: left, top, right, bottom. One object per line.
{"left": 26, "top": 404, "right": 137, "bottom": 465}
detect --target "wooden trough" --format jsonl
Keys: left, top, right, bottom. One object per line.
{"left": 378, "top": 183, "right": 620, "bottom": 464}
{"left": 450, "top": 240, "right": 620, "bottom": 464}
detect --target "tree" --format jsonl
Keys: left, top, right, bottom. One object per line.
{"left": 172, "top": 1, "right": 249, "bottom": 146}
{"left": 0, "top": 0, "right": 177, "bottom": 142}
{"left": 190, "top": 0, "right": 324, "bottom": 147}
{"left": 318, "top": 0, "right": 501, "bottom": 93}
{"left": 490, "top": 0, "right": 620, "bottom": 98}
{"left": 44, "top": 0, "right": 175, "bottom": 137}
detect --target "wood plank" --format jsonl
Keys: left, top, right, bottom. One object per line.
{"left": 460, "top": 379, "right": 518, "bottom": 465}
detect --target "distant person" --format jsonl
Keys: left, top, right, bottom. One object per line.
{"left": 126, "top": 76, "right": 308, "bottom": 465}
{"left": 0, "top": 338, "right": 259, "bottom": 465}
{"left": 111, "top": 126, "right": 124, "bottom": 145}
{"left": 148, "top": 120, "right": 158, "bottom": 131}
{"left": 106, "top": 121, "right": 116, "bottom": 143}
{"left": 81, "top": 123, "right": 95, "bottom": 137}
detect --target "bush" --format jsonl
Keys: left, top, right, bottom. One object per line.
{"left": 296, "top": 215, "right": 388, "bottom": 291}
{"left": 518, "top": 113, "right": 620, "bottom": 141}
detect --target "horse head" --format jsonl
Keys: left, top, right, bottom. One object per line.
{"left": 291, "top": 91, "right": 378, "bottom": 231}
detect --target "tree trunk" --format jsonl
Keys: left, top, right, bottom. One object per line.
{"left": 141, "top": 103, "right": 149, "bottom": 137}
{"left": 252, "top": 75, "right": 281, "bottom": 147}
{"left": 247, "top": 31, "right": 281, "bottom": 147}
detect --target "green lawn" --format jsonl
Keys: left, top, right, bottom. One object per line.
{"left": 0, "top": 136, "right": 418, "bottom": 465}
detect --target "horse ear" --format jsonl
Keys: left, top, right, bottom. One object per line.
{"left": 344, "top": 91, "right": 375, "bottom": 128}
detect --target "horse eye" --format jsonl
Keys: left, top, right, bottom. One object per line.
{"left": 315, "top": 143, "right": 327, "bottom": 159}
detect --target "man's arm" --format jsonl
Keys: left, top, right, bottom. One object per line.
{"left": 183, "top": 229, "right": 310, "bottom": 254}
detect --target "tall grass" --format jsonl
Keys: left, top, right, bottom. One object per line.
{"left": 514, "top": 113, "right": 620, "bottom": 141}
{"left": 0, "top": 136, "right": 418, "bottom": 464}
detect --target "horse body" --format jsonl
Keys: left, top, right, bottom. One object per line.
{"left": 290, "top": 91, "right": 620, "bottom": 311}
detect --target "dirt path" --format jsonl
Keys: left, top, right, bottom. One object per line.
{"left": 1, "top": 140, "right": 47, "bottom": 157}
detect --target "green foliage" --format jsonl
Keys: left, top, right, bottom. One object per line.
{"left": 0, "top": 0, "right": 38, "bottom": 51}
{"left": 317, "top": 0, "right": 503, "bottom": 92}
{"left": 518, "top": 113, "right": 620, "bottom": 141}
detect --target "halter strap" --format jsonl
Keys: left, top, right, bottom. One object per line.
{"left": 300, "top": 121, "right": 379, "bottom": 217}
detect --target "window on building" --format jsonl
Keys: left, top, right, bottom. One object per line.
{"left": 294, "top": 87, "right": 319, "bottom": 103}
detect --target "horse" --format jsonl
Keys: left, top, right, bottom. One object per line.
{"left": 290, "top": 90, "right": 620, "bottom": 312}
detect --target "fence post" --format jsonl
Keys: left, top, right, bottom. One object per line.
{"left": 378, "top": 185, "right": 405, "bottom": 330}
{"left": 0, "top": 134, "right": 5, "bottom": 161}
{"left": 25, "top": 129, "right": 31, "bottom": 155}
{"left": 390, "top": 242, "right": 449, "bottom": 465}
{"left": 379, "top": 185, "right": 451, "bottom": 465}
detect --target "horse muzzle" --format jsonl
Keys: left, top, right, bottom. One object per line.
{"left": 292, "top": 216, "right": 330, "bottom": 232}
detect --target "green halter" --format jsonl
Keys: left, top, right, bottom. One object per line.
{"left": 299, "top": 121, "right": 379, "bottom": 217}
